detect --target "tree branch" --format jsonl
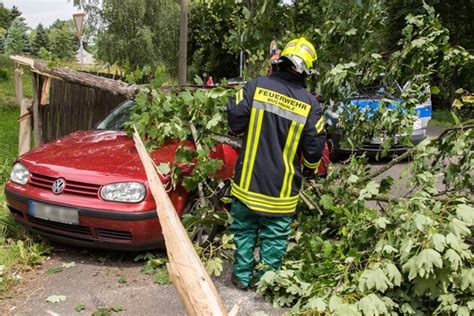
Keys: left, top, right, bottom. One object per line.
{"left": 364, "top": 124, "right": 474, "bottom": 181}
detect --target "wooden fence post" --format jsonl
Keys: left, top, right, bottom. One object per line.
{"left": 14, "top": 66, "right": 23, "bottom": 107}
{"left": 32, "top": 73, "right": 43, "bottom": 147}
{"left": 14, "top": 64, "right": 32, "bottom": 156}
{"left": 18, "top": 99, "right": 32, "bottom": 156}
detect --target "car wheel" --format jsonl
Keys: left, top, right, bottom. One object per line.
{"left": 327, "top": 137, "right": 344, "bottom": 162}
{"left": 182, "top": 181, "right": 230, "bottom": 246}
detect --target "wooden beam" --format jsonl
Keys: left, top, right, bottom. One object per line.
{"left": 133, "top": 127, "right": 232, "bottom": 316}
{"left": 9, "top": 55, "right": 137, "bottom": 99}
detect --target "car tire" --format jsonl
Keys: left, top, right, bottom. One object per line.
{"left": 182, "top": 181, "right": 231, "bottom": 246}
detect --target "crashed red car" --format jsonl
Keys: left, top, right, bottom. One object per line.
{"left": 5, "top": 100, "right": 329, "bottom": 250}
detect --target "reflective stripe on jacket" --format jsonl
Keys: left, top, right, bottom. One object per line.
{"left": 226, "top": 71, "right": 326, "bottom": 216}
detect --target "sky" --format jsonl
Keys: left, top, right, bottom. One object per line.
{"left": 3, "top": 0, "right": 78, "bottom": 28}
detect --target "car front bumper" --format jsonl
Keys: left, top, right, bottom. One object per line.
{"left": 4, "top": 186, "right": 165, "bottom": 251}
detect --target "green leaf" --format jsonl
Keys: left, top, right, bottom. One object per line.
{"left": 205, "top": 113, "right": 222, "bottom": 129}
{"left": 415, "top": 248, "right": 443, "bottom": 278}
{"left": 153, "top": 268, "right": 170, "bottom": 285}
{"left": 414, "top": 213, "right": 434, "bottom": 232}
{"left": 359, "top": 181, "right": 380, "bottom": 200}
{"left": 205, "top": 257, "right": 224, "bottom": 276}
{"left": 345, "top": 28, "right": 357, "bottom": 36}
{"left": 358, "top": 294, "right": 389, "bottom": 316}
{"left": 75, "top": 304, "right": 86, "bottom": 312}
{"left": 385, "top": 263, "right": 402, "bottom": 286}
{"left": 449, "top": 218, "right": 471, "bottom": 237}
{"left": 358, "top": 267, "right": 393, "bottom": 293}
{"left": 328, "top": 296, "right": 359, "bottom": 315}
{"left": 444, "top": 249, "right": 462, "bottom": 271}
{"left": 193, "top": 74, "right": 204, "bottom": 85}
{"left": 430, "top": 86, "right": 441, "bottom": 95}
{"left": 305, "top": 297, "right": 326, "bottom": 312}
{"left": 459, "top": 268, "right": 474, "bottom": 291}
{"left": 117, "top": 276, "right": 127, "bottom": 284}
{"left": 157, "top": 162, "right": 171, "bottom": 175}
{"left": 452, "top": 98, "right": 463, "bottom": 109}
{"left": 431, "top": 233, "right": 446, "bottom": 252}
{"left": 455, "top": 88, "right": 465, "bottom": 94}
{"left": 371, "top": 53, "right": 382, "bottom": 59}
{"left": 457, "top": 306, "right": 470, "bottom": 316}
{"left": 46, "top": 294, "right": 66, "bottom": 303}
{"left": 319, "top": 194, "right": 334, "bottom": 209}
{"left": 207, "top": 87, "right": 227, "bottom": 98}
{"left": 110, "top": 305, "right": 124, "bottom": 312}
{"left": 456, "top": 204, "right": 474, "bottom": 225}
{"left": 375, "top": 217, "right": 390, "bottom": 229}
{"left": 47, "top": 267, "right": 64, "bottom": 274}
{"left": 347, "top": 174, "right": 359, "bottom": 184}
{"left": 402, "top": 257, "right": 418, "bottom": 281}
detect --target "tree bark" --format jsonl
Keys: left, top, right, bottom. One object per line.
{"left": 178, "top": 0, "right": 188, "bottom": 86}
{"left": 10, "top": 55, "right": 137, "bottom": 99}
{"left": 132, "top": 127, "right": 231, "bottom": 315}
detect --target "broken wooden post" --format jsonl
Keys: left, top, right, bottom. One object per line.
{"left": 18, "top": 99, "right": 32, "bottom": 156}
{"left": 133, "top": 127, "right": 234, "bottom": 316}
{"left": 14, "top": 64, "right": 32, "bottom": 155}
{"left": 32, "top": 73, "right": 43, "bottom": 147}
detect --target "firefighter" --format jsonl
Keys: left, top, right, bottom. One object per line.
{"left": 226, "top": 37, "right": 326, "bottom": 289}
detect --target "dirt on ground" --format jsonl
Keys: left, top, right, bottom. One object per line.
{"left": 1, "top": 245, "right": 283, "bottom": 316}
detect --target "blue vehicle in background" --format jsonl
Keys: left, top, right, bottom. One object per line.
{"left": 325, "top": 85, "right": 432, "bottom": 157}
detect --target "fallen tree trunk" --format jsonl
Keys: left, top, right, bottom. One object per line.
{"left": 10, "top": 55, "right": 137, "bottom": 99}
{"left": 133, "top": 126, "right": 232, "bottom": 316}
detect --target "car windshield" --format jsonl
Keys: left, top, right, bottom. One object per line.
{"left": 96, "top": 100, "right": 133, "bottom": 131}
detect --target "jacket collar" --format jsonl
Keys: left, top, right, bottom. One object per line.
{"left": 271, "top": 70, "right": 306, "bottom": 88}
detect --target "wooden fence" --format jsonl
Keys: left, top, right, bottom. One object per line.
{"left": 10, "top": 56, "right": 136, "bottom": 154}
{"left": 38, "top": 76, "right": 127, "bottom": 143}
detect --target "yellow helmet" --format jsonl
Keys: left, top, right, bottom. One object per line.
{"left": 280, "top": 37, "right": 317, "bottom": 75}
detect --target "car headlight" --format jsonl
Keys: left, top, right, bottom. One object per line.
{"left": 10, "top": 162, "right": 30, "bottom": 185}
{"left": 100, "top": 182, "right": 146, "bottom": 203}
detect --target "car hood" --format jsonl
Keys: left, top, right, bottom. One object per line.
{"left": 18, "top": 130, "right": 187, "bottom": 184}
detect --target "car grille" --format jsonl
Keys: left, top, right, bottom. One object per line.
{"left": 28, "top": 215, "right": 92, "bottom": 235}
{"left": 29, "top": 173, "right": 101, "bottom": 197}
{"left": 96, "top": 228, "right": 133, "bottom": 241}
{"left": 27, "top": 216, "right": 133, "bottom": 241}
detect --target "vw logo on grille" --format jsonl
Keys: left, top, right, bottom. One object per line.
{"left": 52, "top": 178, "right": 66, "bottom": 194}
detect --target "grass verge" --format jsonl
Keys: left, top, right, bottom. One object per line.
{"left": 0, "top": 55, "right": 50, "bottom": 297}
{"left": 0, "top": 186, "right": 52, "bottom": 297}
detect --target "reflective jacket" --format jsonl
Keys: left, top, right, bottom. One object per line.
{"left": 227, "top": 71, "right": 326, "bottom": 216}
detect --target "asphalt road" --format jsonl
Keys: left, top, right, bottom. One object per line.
{"left": 1, "top": 127, "right": 444, "bottom": 316}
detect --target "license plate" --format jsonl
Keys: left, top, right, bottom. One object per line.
{"left": 28, "top": 201, "right": 79, "bottom": 225}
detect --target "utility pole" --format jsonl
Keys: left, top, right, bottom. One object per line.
{"left": 178, "top": 0, "right": 188, "bottom": 86}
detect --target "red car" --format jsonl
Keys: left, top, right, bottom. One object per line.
{"left": 5, "top": 100, "right": 329, "bottom": 250}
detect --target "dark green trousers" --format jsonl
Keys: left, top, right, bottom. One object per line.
{"left": 229, "top": 199, "right": 293, "bottom": 288}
